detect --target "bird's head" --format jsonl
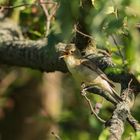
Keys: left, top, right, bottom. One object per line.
{"left": 59, "top": 44, "right": 79, "bottom": 59}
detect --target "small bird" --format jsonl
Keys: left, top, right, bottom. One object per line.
{"left": 59, "top": 44, "right": 121, "bottom": 102}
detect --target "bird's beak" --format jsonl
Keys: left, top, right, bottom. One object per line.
{"left": 59, "top": 51, "right": 68, "bottom": 59}
{"left": 59, "top": 55, "right": 65, "bottom": 59}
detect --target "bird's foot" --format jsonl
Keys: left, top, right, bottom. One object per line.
{"left": 80, "top": 82, "right": 87, "bottom": 96}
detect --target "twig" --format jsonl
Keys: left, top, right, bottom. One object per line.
{"left": 51, "top": 131, "right": 62, "bottom": 140}
{"left": 111, "top": 35, "right": 125, "bottom": 64}
{"left": 128, "top": 79, "right": 133, "bottom": 89}
{"left": 111, "top": 0, "right": 118, "bottom": 19}
{"left": 0, "top": 2, "right": 56, "bottom": 9}
{"left": 0, "top": 3, "right": 35, "bottom": 9}
{"left": 121, "top": 79, "right": 133, "bottom": 102}
{"left": 39, "top": 0, "right": 59, "bottom": 37}
{"left": 74, "top": 24, "right": 94, "bottom": 40}
{"left": 0, "top": 1, "right": 59, "bottom": 37}
{"left": 81, "top": 89, "right": 106, "bottom": 123}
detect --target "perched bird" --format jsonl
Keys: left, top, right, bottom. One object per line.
{"left": 59, "top": 44, "right": 121, "bottom": 102}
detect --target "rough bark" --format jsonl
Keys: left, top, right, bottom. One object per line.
{"left": 0, "top": 18, "right": 67, "bottom": 73}
{"left": 106, "top": 89, "right": 135, "bottom": 140}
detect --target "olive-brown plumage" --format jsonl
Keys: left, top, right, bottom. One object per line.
{"left": 60, "top": 44, "right": 121, "bottom": 102}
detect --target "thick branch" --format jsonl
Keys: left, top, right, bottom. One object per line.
{"left": 106, "top": 89, "right": 135, "bottom": 140}
{"left": 0, "top": 39, "right": 67, "bottom": 72}
{"left": 0, "top": 18, "right": 67, "bottom": 72}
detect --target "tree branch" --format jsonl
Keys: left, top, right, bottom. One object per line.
{"left": 0, "top": 18, "right": 67, "bottom": 73}
{"left": 105, "top": 86, "right": 138, "bottom": 140}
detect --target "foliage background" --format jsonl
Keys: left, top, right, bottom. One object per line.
{"left": 0, "top": 0, "right": 140, "bottom": 139}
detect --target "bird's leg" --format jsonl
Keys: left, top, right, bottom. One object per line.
{"left": 81, "top": 83, "right": 101, "bottom": 93}
{"left": 80, "top": 82, "right": 88, "bottom": 95}
{"left": 80, "top": 82, "right": 106, "bottom": 123}
{"left": 80, "top": 82, "right": 96, "bottom": 95}
{"left": 81, "top": 83, "right": 104, "bottom": 113}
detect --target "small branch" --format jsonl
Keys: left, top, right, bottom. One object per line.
{"left": 39, "top": 0, "right": 50, "bottom": 36}
{"left": 81, "top": 92, "right": 106, "bottom": 123}
{"left": 74, "top": 24, "right": 94, "bottom": 40}
{"left": 39, "top": 0, "right": 49, "bottom": 17}
{"left": 51, "top": 131, "right": 62, "bottom": 140}
{"left": 128, "top": 79, "right": 133, "bottom": 89}
{"left": 111, "top": 35, "right": 125, "bottom": 65}
{"left": 0, "top": 3, "right": 36, "bottom": 9}
{"left": 39, "top": 0, "right": 59, "bottom": 37}
{"left": 0, "top": 1, "right": 56, "bottom": 9}
{"left": 80, "top": 85, "right": 106, "bottom": 123}
{"left": 0, "top": 1, "right": 59, "bottom": 37}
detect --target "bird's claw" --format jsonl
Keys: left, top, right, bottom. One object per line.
{"left": 80, "top": 88, "right": 87, "bottom": 96}
{"left": 80, "top": 82, "right": 87, "bottom": 96}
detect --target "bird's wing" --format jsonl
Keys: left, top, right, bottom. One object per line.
{"left": 81, "top": 59, "right": 115, "bottom": 88}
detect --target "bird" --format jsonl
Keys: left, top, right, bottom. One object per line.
{"left": 59, "top": 44, "right": 122, "bottom": 102}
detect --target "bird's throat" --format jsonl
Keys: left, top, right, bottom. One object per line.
{"left": 64, "top": 55, "right": 79, "bottom": 68}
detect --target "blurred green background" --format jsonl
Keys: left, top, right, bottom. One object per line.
{"left": 0, "top": 0, "right": 140, "bottom": 140}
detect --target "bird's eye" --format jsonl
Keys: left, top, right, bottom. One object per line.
{"left": 65, "top": 52, "right": 69, "bottom": 55}
{"left": 70, "top": 50, "right": 74, "bottom": 53}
